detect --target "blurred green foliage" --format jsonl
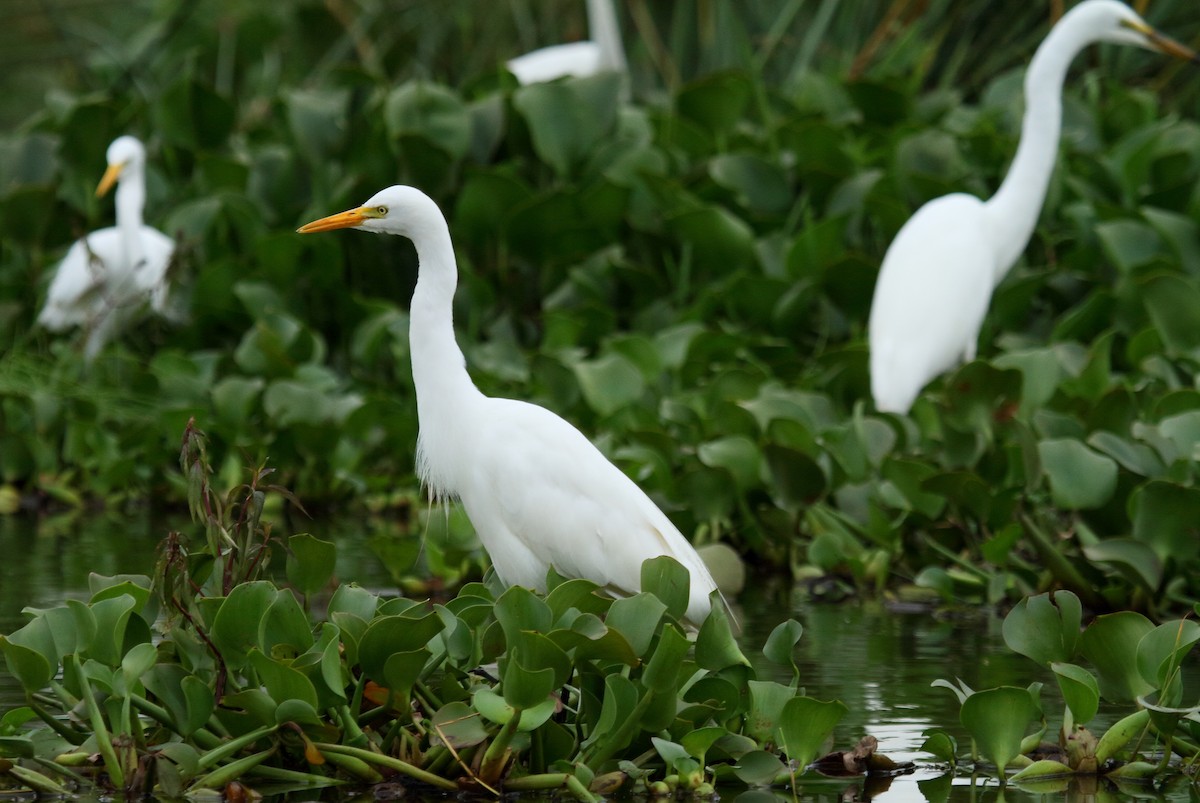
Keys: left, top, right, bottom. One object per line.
{"left": 3, "top": 0, "right": 1200, "bottom": 612}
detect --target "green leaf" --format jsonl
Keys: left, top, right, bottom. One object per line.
{"left": 573, "top": 352, "right": 644, "bottom": 416}
{"left": 210, "top": 582, "right": 276, "bottom": 670}
{"left": 1037, "top": 439, "right": 1117, "bottom": 510}
{"left": 87, "top": 594, "right": 139, "bottom": 666}
{"left": 1129, "top": 481, "right": 1200, "bottom": 563}
{"left": 695, "top": 599, "right": 749, "bottom": 671}
{"left": 745, "top": 680, "right": 794, "bottom": 743}
{"left": 1080, "top": 612, "right": 1155, "bottom": 704}
{"left": 709, "top": 153, "right": 791, "bottom": 215}
{"left": 1141, "top": 272, "right": 1200, "bottom": 354}
{"left": 960, "top": 687, "right": 1039, "bottom": 771}
{"left": 513, "top": 73, "right": 622, "bottom": 176}
{"left": 640, "top": 556, "right": 691, "bottom": 622}
{"left": 606, "top": 593, "right": 667, "bottom": 657}
{"left": 919, "top": 729, "right": 958, "bottom": 763}
{"left": 777, "top": 696, "right": 847, "bottom": 768}
{"left": 1135, "top": 620, "right": 1200, "bottom": 690}
{"left": 762, "top": 619, "right": 804, "bottom": 670}
{"left": 384, "top": 81, "right": 470, "bottom": 159}
{"left": 1050, "top": 663, "right": 1100, "bottom": 725}
{"left": 432, "top": 701, "right": 489, "bottom": 748}
{"left": 676, "top": 71, "right": 752, "bottom": 136}
{"left": 1002, "top": 591, "right": 1081, "bottom": 667}
{"left": 640, "top": 624, "right": 690, "bottom": 693}
{"left": 286, "top": 534, "right": 336, "bottom": 597}
{"left": 248, "top": 649, "right": 319, "bottom": 709}
{"left": 0, "top": 635, "right": 52, "bottom": 693}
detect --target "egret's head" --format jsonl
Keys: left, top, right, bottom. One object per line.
{"left": 297, "top": 185, "right": 443, "bottom": 240}
{"left": 97, "top": 136, "right": 147, "bottom": 197}
{"left": 1077, "top": 0, "right": 1199, "bottom": 60}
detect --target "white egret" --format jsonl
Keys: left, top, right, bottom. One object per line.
{"left": 506, "top": 0, "right": 626, "bottom": 85}
{"left": 868, "top": 0, "right": 1197, "bottom": 414}
{"left": 298, "top": 186, "right": 721, "bottom": 626}
{"left": 38, "top": 135, "right": 176, "bottom": 361}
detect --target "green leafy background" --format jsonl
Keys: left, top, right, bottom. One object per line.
{"left": 3, "top": 0, "right": 1200, "bottom": 613}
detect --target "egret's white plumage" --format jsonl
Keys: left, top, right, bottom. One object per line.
{"left": 38, "top": 135, "right": 175, "bottom": 361}
{"left": 298, "top": 186, "right": 720, "bottom": 625}
{"left": 506, "top": 0, "right": 626, "bottom": 85}
{"left": 868, "top": 0, "right": 1197, "bottom": 414}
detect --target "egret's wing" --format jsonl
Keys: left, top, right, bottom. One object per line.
{"left": 868, "top": 194, "right": 996, "bottom": 413}
{"left": 132, "top": 227, "right": 177, "bottom": 314}
{"left": 38, "top": 229, "right": 123, "bottom": 329}
{"left": 463, "top": 399, "right": 718, "bottom": 624}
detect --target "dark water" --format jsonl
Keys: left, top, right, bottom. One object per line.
{"left": 0, "top": 512, "right": 1193, "bottom": 803}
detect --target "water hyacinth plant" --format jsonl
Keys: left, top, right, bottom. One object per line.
{"left": 931, "top": 590, "right": 1200, "bottom": 784}
{"left": 0, "top": 424, "right": 859, "bottom": 798}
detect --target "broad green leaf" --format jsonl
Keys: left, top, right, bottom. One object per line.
{"left": 210, "top": 582, "right": 276, "bottom": 669}
{"left": 1129, "top": 481, "right": 1200, "bottom": 562}
{"left": 606, "top": 593, "right": 667, "bottom": 657}
{"left": 432, "top": 701, "right": 489, "bottom": 748}
{"left": 248, "top": 649, "right": 318, "bottom": 709}
{"left": 640, "top": 556, "right": 690, "bottom": 622}
{"left": 695, "top": 600, "right": 749, "bottom": 671}
{"left": 1050, "top": 663, "right": 1100, "bottom": 725}
{"left": 286, "top": 534, "right": 336, "bottom": 597}
{"left": 1141, "top": 272, "right": 1200, "bottom": 354}
{"left": 960, "top": 687, "right": 1038, "bottom": 771}
{"left": 1080, "top": 612, "right": 1155, "bottom": 703}
{"left": 1037, "top": 439, "right": 1117, "bottom": 510}
{"left": 1002, "top": 591, "right": 1081, "bottom": 667}
{"left": 777, "top": 696, "right": 847, "bottom": 768}
{"left": 640, "top": 624, "right": 690, "bottom": 693}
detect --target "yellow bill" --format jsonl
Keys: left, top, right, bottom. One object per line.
{"left": 296, "top": 206, "right": 379, "bottom": 234}
{"left": 1125, "top": 20, "right": 1200, "bottom": 63}
{"left": 95, "top": 162, "right": 125, "bottom": 197}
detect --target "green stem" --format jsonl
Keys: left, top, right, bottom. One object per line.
{"left": 195, "top": 723, "right": 278, "bottom": 771}
{"left": 313, "top": 742, "right": 457, "bottom": 790}
{"left": 28, "top": 700, "right": 86, "bottom": 744}
{"left": 1020, "top": 514, "right": 1104, "bottom": 609}
{"left": 479, "top": 708, "right": 521, "bottom": 784}
{"left": 504, "top": 771, "right": 600, "bottom": 801}
{"left": 128, "top": 694, "right": 222, "bottom": 750}
{"left": 70, "top": 654, "right": 125, "bottom": 790}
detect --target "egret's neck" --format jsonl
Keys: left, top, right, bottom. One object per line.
{"left": 587, "top": 0, "right": 625, "bottom": 72}
{"left": 407, "top": 220, "right": 484, "bottom": 496}
{"left": 114, "top": 170, "right": 147, "bottom": 267}
{"left": 984, "top": 20, "right": 1087, "bottom": 281}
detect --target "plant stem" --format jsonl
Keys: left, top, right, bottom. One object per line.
{"left": 314, "top": 742, "right": 458, "bottom": 790}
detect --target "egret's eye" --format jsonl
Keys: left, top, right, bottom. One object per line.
{"left": 377, "top": 206, "right": 388, "bottom": 216}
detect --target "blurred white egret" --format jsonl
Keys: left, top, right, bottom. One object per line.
{"left": 298, "top": 186, "right": 721, "bottom": 625}
{"left": 506, "top": 0, "right": 626, "bottom": 84}
{"left": 38, "top": 135, "right": 176, "bottom": 361}
{"left": 868, "top": 0, "right": 1197, "bottom": 414}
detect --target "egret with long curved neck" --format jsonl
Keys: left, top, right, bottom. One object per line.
{"left": 298, "top": 186, "right": 721, "bottom": 626}
{"left": 38, "top": 135, "right": 176, "bottom": 361}
{"left": 868, "top": 0, "right": 1197, "bottom": 414}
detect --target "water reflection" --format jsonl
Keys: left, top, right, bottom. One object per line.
{"left": 0, "top": 513, "right": 1194, "bottom": 803}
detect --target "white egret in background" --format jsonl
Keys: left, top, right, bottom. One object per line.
{"left": 299, "top": 186, "right": 721, "bottom": 626}
{"left": 506, "top": 0, "right": 626, "bottom": 84}
{"left": 38, "top": 135, "right": 176, "bottom": 361}
{"left": 868, "top": 0, "right": 1197, "bottom": 414}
